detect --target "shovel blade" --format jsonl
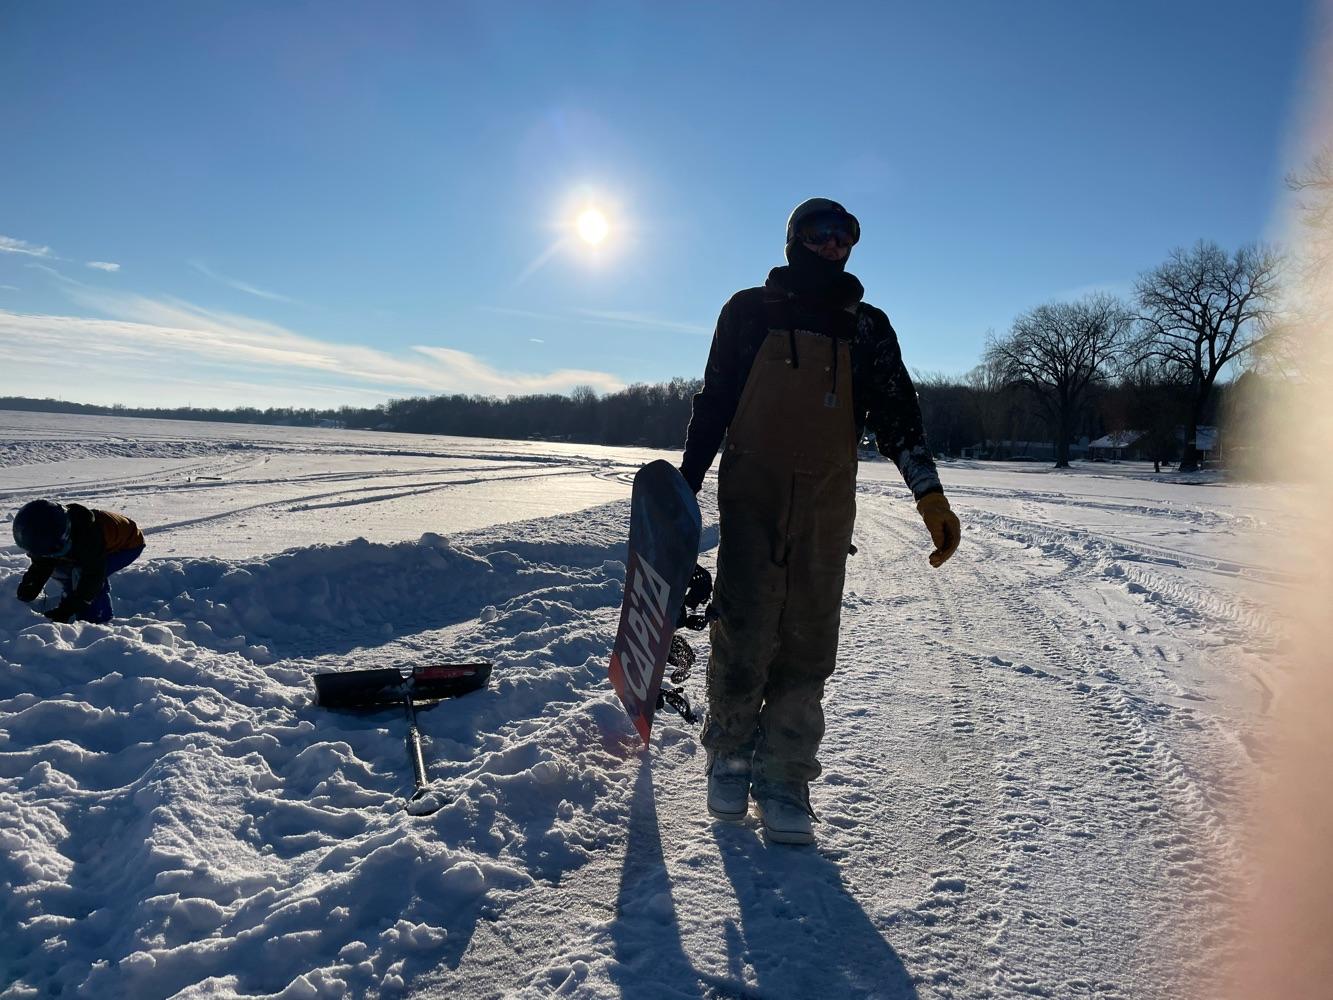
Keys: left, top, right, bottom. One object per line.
{"left": 313, "top": 667, "right": 406, "bottom": 708}
{"left": 313, "top": 662, "right": 492, "bottom": 709}
{"left": 409, "top": 662, "right": 492, "bottom": 701}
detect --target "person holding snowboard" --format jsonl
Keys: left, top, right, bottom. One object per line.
{"left": 12, "top": 499, "right": 146, "bottom": 624}
{"left": 680, "top": 198, "right": 960, "bottom": 845}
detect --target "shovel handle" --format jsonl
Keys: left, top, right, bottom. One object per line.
{"left": 404, "top": 699, "right": 429, "bottom": 799}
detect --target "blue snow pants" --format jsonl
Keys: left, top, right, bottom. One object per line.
{"left": 53, "top": 546, "right": 144, "bottom": 624}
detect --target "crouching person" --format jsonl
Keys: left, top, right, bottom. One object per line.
{"left": 12, "top": 500, "right": 145, "bottom": 624}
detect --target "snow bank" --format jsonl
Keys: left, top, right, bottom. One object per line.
{"left": 0, "top": 515, "right": 651, "bottom": 998}
{"left": 0, "top": 437, "right": 255, "bottom": 469}
{"left": 3, "top": 530, "right": 625, "bottom": 663}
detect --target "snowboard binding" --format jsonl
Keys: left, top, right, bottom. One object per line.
{"left": 656, "top": 563, "right": 713, "bottom": 726}
{"left": 676, "top": 563, "right": 714, "bottom": 631}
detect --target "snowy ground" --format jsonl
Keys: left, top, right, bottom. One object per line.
{"left": 0, "top": 411, "right": 1291, "bottom": 999}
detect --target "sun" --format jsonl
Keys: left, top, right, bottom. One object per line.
{"left": 576, "top": 208, "right": 609, "bottom": 245}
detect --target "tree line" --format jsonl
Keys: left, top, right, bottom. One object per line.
{"left": 0, "top": 380, "right": 702, "bottom": 449}
{"left": 3, "top": 232, "right": 1296, "bottom": 473}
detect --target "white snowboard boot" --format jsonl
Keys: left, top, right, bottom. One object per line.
{"left": 706, "top": 751, "right": 752, "bottom": 821}
{"left": 753, "top": 787, "right": 816, "bottom": 845}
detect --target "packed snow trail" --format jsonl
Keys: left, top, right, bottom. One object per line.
{"left": 410, "top": 483, "right": 1264, "bottom": 1000}
{"left": 0, "top": 415, "right": 1281, "bottom": 999}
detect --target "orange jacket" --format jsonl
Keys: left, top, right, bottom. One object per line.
{"left": 95, "top": 509, "right": 145, "bottom": 554}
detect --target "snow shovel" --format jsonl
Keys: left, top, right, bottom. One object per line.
{"left": 313, "top": 662, "right": 492, "bottom": 813}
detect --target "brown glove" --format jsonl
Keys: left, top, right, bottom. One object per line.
{"left": 916, "top": 492, "right": 960, "bottom": 568}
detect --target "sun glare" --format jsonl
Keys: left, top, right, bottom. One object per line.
{"left": 576, "top": 208, "right": 609, "bottom": 245}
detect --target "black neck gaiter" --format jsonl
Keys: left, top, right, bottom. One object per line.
{"left": 771, "top": 241, "right": 865, "bottom": 310}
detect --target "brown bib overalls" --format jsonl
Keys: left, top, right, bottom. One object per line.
{"left": 703, "top": 318, "right": 858, "bottom": 796}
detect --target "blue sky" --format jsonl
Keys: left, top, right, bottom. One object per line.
{"left": 0, "top": 1, "right": 1315, "bottom": 408}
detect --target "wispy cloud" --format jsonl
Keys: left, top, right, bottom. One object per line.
{"left": 2, "top": 344, "right": 401, "bottom": 409}
{"left": 190, "top": 260, "right": 304, "bottom": 305}
{"left": 529, "top": 338, "right": 545, "bottom": 344}
{"left": 2, "top": 235, "right": 115, "bottom": 271}
{"left": 478, "top": 305, "right": 566, "bottom": 324}
{"left": 0, "top": 235, "right": 54, "bottom": 258}
{"left": 412, "top": 346, "right": 622, "bottom": 395}
{"left": 577, "top": 309, "right": 709, "bottom": 335}
{"left": 26, "top": 262, "right": 70, "bottom": 281}
{"left": 480, "top": 304, "right": 708, "bottom": 336}
{"left": 0, "top": 285, "right": 18, "bottom": 292}
{"left": 0, "top": 287, "right": 626, "bottom": 402}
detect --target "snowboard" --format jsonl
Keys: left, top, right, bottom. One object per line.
{"left": 609, "top": 460, "right": 702, "bottom": 745}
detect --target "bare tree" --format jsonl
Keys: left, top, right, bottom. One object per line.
{"left": 1242, "top": 148, "right": 1333, "bottom": 481}
{"left": 985, "top": 294, "right": 1133, "bottom": 468}
{"left": 1256, "top": 148, "right": 1333, "bottom": 382}
{"left": 1133, "top": 241, "right": 1283, "bottom": 471}
{"left": 1287, "top": 147, "right": 1333, "bottom": 277}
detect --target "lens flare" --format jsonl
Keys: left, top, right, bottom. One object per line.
{"left": 1224, "top": 7, "right": 1333, "bottom": 998}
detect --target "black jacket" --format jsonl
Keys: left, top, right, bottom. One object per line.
{"left": 18, "top": 503, "right": 110, "bottom": 614}
{"left": 681, "top": 267, "right": 941, "bottom": 499}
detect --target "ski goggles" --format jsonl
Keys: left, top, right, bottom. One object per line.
{"left": 796, "top": 211, "right": 860, "bottom": 248}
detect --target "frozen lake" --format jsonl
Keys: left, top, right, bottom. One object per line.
{"left": 0, "top": 410, "right": 1288, "bottom": 999}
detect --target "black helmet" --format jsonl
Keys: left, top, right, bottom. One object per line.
{"left": 13, "top": 500, "right": 72, "bottom": 557}
{"left": 786, "top": 198, "right": 860, "bottom": 249}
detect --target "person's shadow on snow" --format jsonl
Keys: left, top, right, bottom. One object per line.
{"left": 608, "top": 760, "right": 706, "bottom": 996}
{"left": 714, "top": 824, "right": 919, "bottom": 1000}
{"left": 610, "top": 759, "right": 758, "bottom": 999}
{"left": 606, "top": 758, "right": 916, "bottom": 999}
